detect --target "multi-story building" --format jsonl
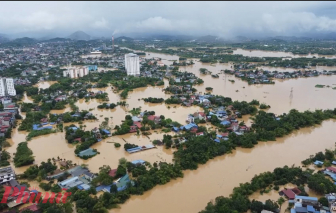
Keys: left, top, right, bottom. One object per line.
{"left": 0, "top": 78, "right": 16, "bottom": 96}
{"left": 63, "top": 67, "right": 89, "bottom": 79}
{"left": 125, "top": 53, "right": 140, "bottom": 76}
{"left": 0, "top": 166, "right": 15, "bottom": 185}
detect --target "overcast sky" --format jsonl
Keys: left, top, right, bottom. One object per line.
{"left": 1, "top": 1, "right": 336, "bottom": 38}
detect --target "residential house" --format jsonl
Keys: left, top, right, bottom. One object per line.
{"left": 58, "top": 177, "right": 83, "bottom": 189}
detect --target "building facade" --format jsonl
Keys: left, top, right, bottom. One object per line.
{"left": 63, "top": 67, "right": 89, "bottom": 79}
{"left": 0, "top": 78, "right": 16, "bottom": 96}
{"left": 125, "top": 53, "right": 140, "bottom": 76}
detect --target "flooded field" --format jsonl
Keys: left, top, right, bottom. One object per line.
{"left": 7, "top": 50, "right": 336, "bottom": 213}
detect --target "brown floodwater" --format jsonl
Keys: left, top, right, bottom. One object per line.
{"left": 114, "top": 120, "right": 336, "bottom": 213}
{"left": 146, "top": 52, "right": 336, "bottom": 115}
{"left": 34, "top": 81, "right": 57, "bottom": 89}
{"left": 7, "top": 50, "right": 336, "bottom": 213}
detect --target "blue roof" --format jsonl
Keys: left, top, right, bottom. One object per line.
{"left": 295, "top": 195, "right": 318, "bottom": 201}
{"left": 131, "top": 159, "right": 145, "bottom": 165}
{"left": 291, "top": 209, "right": 296, "bottom": 213}
{"left": 102, "top": 129, "right": 110, "bottom": 134}
{"left": 95, "top": 185, "right": 111, "bottom": 192}
{"left": 214, "top": 139, "right": 220, "bottom": 143}
{"left": 216, "top": 134, "right": 223, "bottom": 138}
{"left": 217, "top": 110, "right": 227, "bottom": 114}
{"left": 32, "top": 124, "right": 53, "bottom": 131}
{"left": 78, "top": 148, "right": 97, "bottom": 157}
{"left": 183, "top": 123, "right": 198, "bottom": 130}
{"left": 314, "top": 160, "right": 323, "bottom": 165}
{"left": 307, "top": 205, "right": 314, "bottom": 212}
{"left": 127, "top": 147, "right": 141, "bottom": 153}
{"left": 220, "top": 120, "right": 231, "bottom": 125}
{"left": 69, "top": 126, "right": 78, "bottom": 131}
{"left": 172, "top": 127, "right": 180, "bottom": 132}
{"left": 30, "top": 190, "right": 39, "bottom": 194}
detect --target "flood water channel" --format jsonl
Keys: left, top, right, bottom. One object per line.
{"left": 7, "top": 50, "right": 336, "bottom": 213}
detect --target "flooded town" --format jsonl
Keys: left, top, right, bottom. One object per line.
{"left": 2, "top": 1, "right": 336, "bottom": 213}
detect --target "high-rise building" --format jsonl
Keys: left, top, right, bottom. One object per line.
{"left": 0, "top": 78, "right": 16, "bottom": 96}
{"left": 125, "top": 53, "right": 140, "bottom": 76}
{"left": 63, "top": 67, "right": 89, "bottom": 79}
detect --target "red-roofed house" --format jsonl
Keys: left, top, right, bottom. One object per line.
{"left": 147, "top": 115, "right": 161, "bottom": 124}
{"left": 133, "top": 122, "right": 142, "bottom": 129}
{"left": 281, "top": 188, "right": 301, "bottom": 200}
{"left": 281, "top": 189, "right": 296, "bottom": 200}
{"left": 74, "top": 138, "right": 82, "bottom": 142}
{"left": 190, "top": 128, "right": 198, "bottom": 133}
{"left": 193, "top": 112, "right": 206, "bottom": 120}
{"left": 327, "top": 167, "right": 336, "bottom": 173}
{"left": 20, "top": 204, "right": 40, "bottom": 212}
{"left": 220, "top": 132, "right": 229, "bottom": 137}
{"left": 196, "top": 132, "right": 204, "bottom": 136}
{"left": 129, "top": 125, "right": 137, "bottom": 133}
{"left": 109, "top": 169, "right": 117, "bottom": 177}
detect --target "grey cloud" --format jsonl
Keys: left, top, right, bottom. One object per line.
{"left": 1, "top": 1, "right": 336, "bottom": 38}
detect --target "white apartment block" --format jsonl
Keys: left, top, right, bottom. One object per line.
{"left": 0, "top": 166, "right": 15, "bottom": 184}
{"left": 63, "top": 67, "right": 89, "bottom": 79}
{"left": 125, "top": 53, "right": 140, "bottom": 76}
{"left": 0, "top": 78, "right": 16, "bottom": 97}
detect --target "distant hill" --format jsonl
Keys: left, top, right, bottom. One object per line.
{"left": 68, "top": 31, "right": 91, "bottom": 41}
{"left": 0, "top": 34, "right": 9, "bottom": 43}
{"left": 45, "top": 37, "right": 71, "bottom": 42}
{"left": 149, "top": 34, "right": 196, "bottom": 41}
{"left": 196, "top": 35, "right": 219, "bottom": 42}
{"left": 10, "top": 37, "right": 36, "bottom": 44}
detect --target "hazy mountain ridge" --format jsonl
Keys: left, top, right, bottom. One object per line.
{"left": 68, "top": 31, "right": 91, "bottom": 41}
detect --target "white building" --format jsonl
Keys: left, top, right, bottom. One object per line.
{"left": 63, "top": 67, "right": 89, "bottom": 79}
{"left": 0, "top": 166, "right": 15, "bottom": 184}
{"left": 125, "top": 53, "right": 140, "bottom": 76}
{"left": 0, "top": 78, "right": 16, "bottom": 96}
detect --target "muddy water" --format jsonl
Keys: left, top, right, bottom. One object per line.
{"left": 114, "top": 120, "right": 336, "bottom": 213}
{"left": 34, "top": 81, "right": 57, "bottom": 89}
{"left": 9, "top": 80, "right": 201, "bottom": 175}
{"left": 9, "top": 51, "right": 336, "bottom": 212}
{"left": 147, "top": 52, "right": 336, "bottom": 115}
{"left": 259, "top": 65, "right": 336, "bottom": 72}
{"left": 234, "top": 48, "right": 336, "bottom": 59}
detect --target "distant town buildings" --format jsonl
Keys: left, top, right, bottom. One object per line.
{"left": 0, "top": 78, "right": 16, "bottom": 96}
{"left": 63, "top": 66, "right": 89, "bottom": 79}
{"left": 125, "top": 53, "right": 140, "bottom": 76}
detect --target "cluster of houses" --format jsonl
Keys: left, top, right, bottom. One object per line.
{"left": 0, "top": 166, "right": 41, "bottom": 212}
{"left": 130, "top": 113, "right": 162, "bottom": 133}
{"left": 95, "top": 160, "right": 146, "bottom": 193}
{"left": 226, "top": 69, "right": 336, "bottom": 85}
{"left": 0, "top": 97, "right": 18, "bottom": 137}
{"left": 279, "top": 186, "right": 336, "bottom": 213}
